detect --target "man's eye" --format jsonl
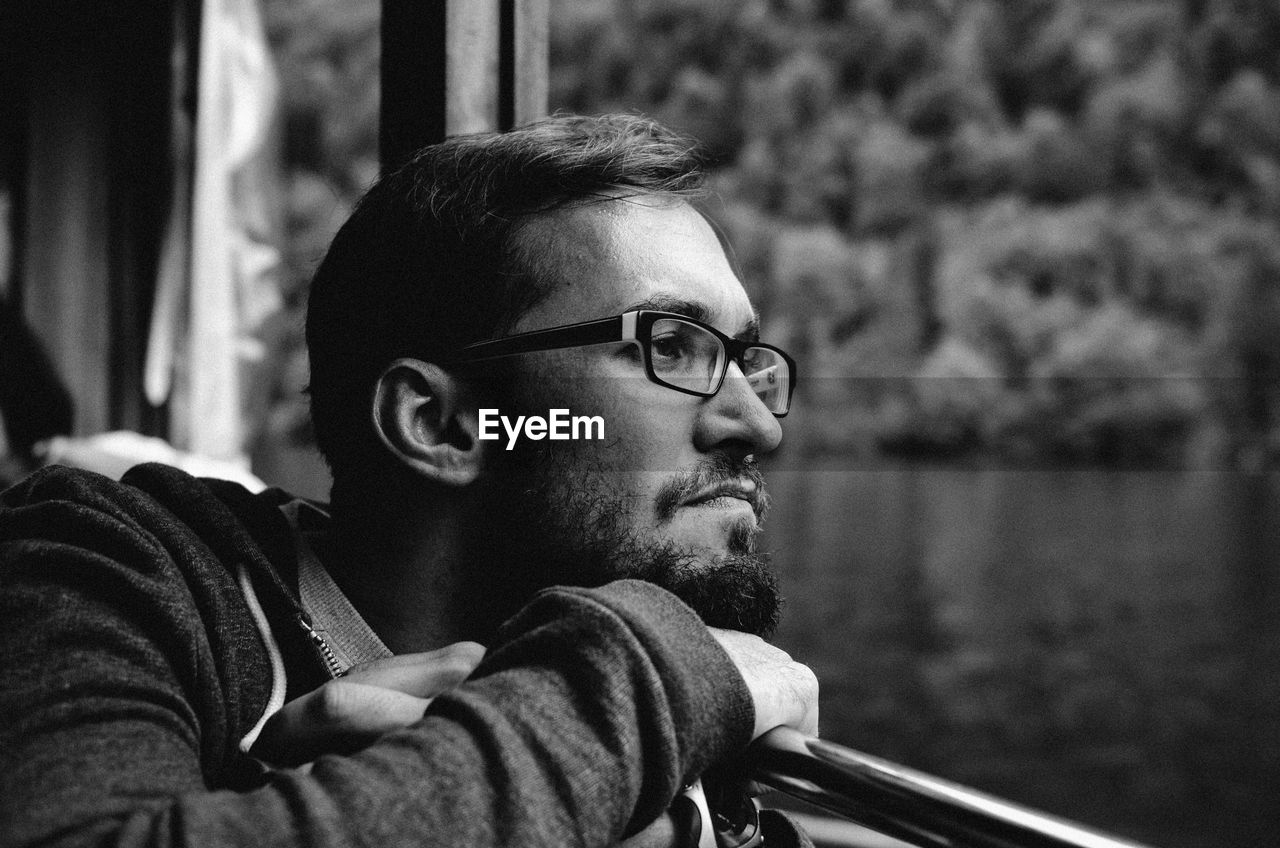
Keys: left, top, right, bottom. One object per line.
{"left": 649, "top": 334, "right": 686, "bottom": 360}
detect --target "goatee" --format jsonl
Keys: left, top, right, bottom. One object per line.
{"left": 457, "top": 449, "right": 782, "bottom": 642}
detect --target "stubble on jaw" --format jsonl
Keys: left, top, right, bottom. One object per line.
{"left": 457, "top": 445, "right": 783, "bottom": 642}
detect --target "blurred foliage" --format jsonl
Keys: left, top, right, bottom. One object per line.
{"left": 549, "top": 0, "right": 1280, "bottom": 468}
{"left": 264, "top": 0, "right": 1280, "bottom": 468}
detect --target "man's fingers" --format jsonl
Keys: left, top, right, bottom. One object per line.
{"left": 252, "top": 681, "right": 431, "bottom": 766}
{"left": 708, "top": 628, "right": 819, "bottom": 740}
{"left": 249, "top": 642, "right": 485, "bottom": 767}
{"left": 343, "top": 641, "right": 486, "bottom": 698}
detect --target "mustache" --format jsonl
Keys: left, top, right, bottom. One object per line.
{"left": 654, "top": 454, "right": 770, "bottom": 522}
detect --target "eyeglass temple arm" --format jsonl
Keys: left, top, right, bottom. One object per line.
{"left": 745, "top": 727, "right": 1158, "bottom": 848}
{"left": 447, "top": 315, "right": 626, "bottom": 363}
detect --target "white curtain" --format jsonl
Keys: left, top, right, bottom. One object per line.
{"left": 145, "top": 0, "right": 281, "bottom": 465}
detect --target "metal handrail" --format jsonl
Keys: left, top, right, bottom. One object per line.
{"left": 746, "top": 727, "right": 1158, "bottom": 848}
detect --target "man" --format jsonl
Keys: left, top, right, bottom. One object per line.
{"left": 0, "top": 115, "right": 817, "bottom": 848}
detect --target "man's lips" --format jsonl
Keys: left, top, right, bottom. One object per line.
{"left": 654, "top": 455, "right": 768, "bottom": 522}
{"left": 680, "top": 478, "right": 760, "bottom": 510}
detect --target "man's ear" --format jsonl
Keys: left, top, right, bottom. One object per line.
{"left": 371, "top": 359, "right": 485, "bottom": 487}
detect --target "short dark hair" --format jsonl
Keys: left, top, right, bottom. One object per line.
{"left": 306, "top": 113, "right": 707, "bottom": 495}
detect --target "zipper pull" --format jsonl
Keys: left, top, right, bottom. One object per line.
{"left": 297, "top": 613, "right": 346, "bottom": 679}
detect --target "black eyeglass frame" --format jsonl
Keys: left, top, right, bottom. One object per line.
{"left": 447, "top": 309, "right": 798, "bottom": 417}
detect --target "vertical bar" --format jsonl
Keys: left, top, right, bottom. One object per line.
{"left": 1, "top": 6, "right": 28, "bottom": 308}
{"left": 380, "top": 0, "right": 448, "bottom": 171}
{"left": 445, "top": 0, "right": 500, "bottom": 135}
{"left": 498, "top": 0, "right": 516, "bottom": 130}
{"left": 106, "top": 4, "right": 171, "bottom": 434}
{"left": 380, "top": 0, "right": 547, "bottom": 170}
{"left": 512, "top": 0, "right": 548, "bottom": 127}
{"left": 22, "top": 22, "right": 112, "bottom": 436}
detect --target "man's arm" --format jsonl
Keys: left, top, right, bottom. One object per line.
{"left": 251, "top": 632, "right": 817, "bottom": 848}
{"left": 251, "top": 641, "right": 818, "bottom": 848}
{"left": 0, "top": 508, "right": 752, "bottom": 848}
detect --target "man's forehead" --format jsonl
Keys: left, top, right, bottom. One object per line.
{"left": 514, "top": 197, "right": 757, "bottom": 334}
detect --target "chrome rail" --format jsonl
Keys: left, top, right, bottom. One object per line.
{"left": 746, "top": 727, "right": 1158, "bottom": 848}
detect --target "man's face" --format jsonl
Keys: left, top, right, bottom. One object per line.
{"left": 466, "top": 196, "right": 786, "bottom": 636}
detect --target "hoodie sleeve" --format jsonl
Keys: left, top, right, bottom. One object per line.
{"left": 0, "top": 468, "right": 755, "bottom": 848}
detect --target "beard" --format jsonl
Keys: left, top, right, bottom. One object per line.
{"left": 456, "top": 445, "right": 782, "bottom": 642}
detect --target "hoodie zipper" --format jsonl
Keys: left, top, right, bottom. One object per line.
{"left": 297, "top": 613, "right": 345, "bottom": 679}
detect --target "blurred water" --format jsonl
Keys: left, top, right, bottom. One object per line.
{"left": 762, "top": 462, "right": 1280, "bottom": 848}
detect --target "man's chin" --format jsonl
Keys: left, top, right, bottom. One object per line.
{"left": 465, "top": 451, "right": 782, "bottom": 639}
{"left": 626, "top": 514, "right": 780, "bottom": 636}
{"left": 641, "top": 551, "right": 782, "bottom": 638}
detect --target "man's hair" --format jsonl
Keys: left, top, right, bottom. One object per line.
{"left": 305, "top": 113, "right": 707, "bottom": 496}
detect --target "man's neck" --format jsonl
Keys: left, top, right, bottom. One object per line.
{"left": 318, "top": 502, "right": 477, "bottom": 654}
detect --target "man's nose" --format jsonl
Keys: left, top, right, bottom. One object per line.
{"left": 694, "top": 361, "right": 784, "bottom": 455}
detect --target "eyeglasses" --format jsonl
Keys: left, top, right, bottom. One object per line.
{"left": 448, "top": 310, "right": 797, "bottom": 416}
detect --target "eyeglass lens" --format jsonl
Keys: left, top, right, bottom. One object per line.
{"left": 649, "top": 318, "right": 726, "bottom": 394}
{"left": 647, "top": 317, "right": 790, "bottom": 414}
{"left": 742, "top": 346, "right": 789, "bottom": 414}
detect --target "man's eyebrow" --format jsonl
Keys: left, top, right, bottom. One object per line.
{"left": 626, "top": 296, "right": 761, "bottom": 340}
{"left": 626, "top": 296, "right": 711, "bottom": 323}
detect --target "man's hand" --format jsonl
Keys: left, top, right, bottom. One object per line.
{"left": 251, "top": 641, "right": 486, "bottom": 767}
{"left": 709, "top": 629, "right": 818, "bottom": 740}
